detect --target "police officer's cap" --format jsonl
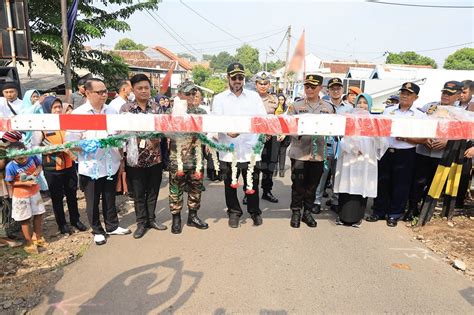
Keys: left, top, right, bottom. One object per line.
{"left": 327, "top": 77, "right": 343, "bottom": 88}
{"left": 441, "top": 81, "right": 463, "bottom": 95}
{"left": 227, "top": 62, "right": 245, "bottom": 77}
{"left": 304, "top": 74, "right": 323, "bottom": 86}
{"left": 399, "top": 82, "right": 420, "bottom": 95}
{"left": 255, "top": 71, "right": 271, "bottom": 83}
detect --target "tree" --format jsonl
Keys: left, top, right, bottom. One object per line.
{"left": 210, "top": 51, "right": 236, "bottom": 72}
{"left": 386, "top": 51, "right": 437, "bottom": 68}
{"left": 28, "top": 0, "right": 160, "bottom": 87}
{"left": 202, "top": 54, "right": 213, "bottom": 61}
{"left": 235, "top": 44, "right": 260, "bottom": 76}
{"left": 444, "top": 48, "right": 474, "bottom": 70}
{"left": 202, "top": 77, "right": 227, "bottom": 94}
{"left": 266, "top": 60, "right": 285, "bottom": 72}
{"left": 192, "top": 65, "right": 212, "bottom": 85}
{"left": 177, "top": 53, "right": 197, "bottom": 62}
{"left": 114, "top": 38, "right": 146, "bottom": 50}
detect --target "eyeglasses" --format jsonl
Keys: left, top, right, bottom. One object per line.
{"left": 231, "top": 75, "right": 245, "bottom": 81}
{"left": 91, "top": 89, "right": 108, "bottom": 96}
{"left": 184, "top": 91, "right": 197, "bottom": 96}
{"left": 304, "top": 85, "right": 317, "bottom": 90}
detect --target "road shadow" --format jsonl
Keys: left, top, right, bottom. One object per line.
{"left": 43, "top": 257, "right": 202, "bottom": 314}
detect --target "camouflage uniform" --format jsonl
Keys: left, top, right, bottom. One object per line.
{"left": 168, "top": 106, "right": 207, "bottom": 214}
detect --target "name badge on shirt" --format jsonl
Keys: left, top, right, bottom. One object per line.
{"left": 139, "top": 139, "right": 146, "bottom": 149}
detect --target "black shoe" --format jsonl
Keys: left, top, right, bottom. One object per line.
{"left": 59, "top": 225, "right": 72, "bottom": 235}
{"left": 147, "top": 221, "right": 167, "bottom": 231}
{"left": 242, "top": 196, "right": 248, "bottom": 205}
{"left": 187, "top": 211, "right": 209, "bottom": 229}
{"left": 201, "top": 185, "right": 206, "bottom": 192}
{"left": 184, "top": 185, "right": 189, "bottom": 193}
{"left": 366, "top": 214, "right": 382, "bottom": 222}
{"left": 72, "top": 221, "right": 87, "bottom": 232}
{"left": 171, "top": 214, "right": 182, "bottom": 234}
{"left": 330, "top": 204, "right": 339, "bottom": 213}
{"left": 279, "top": 170, "right": 285, "bottom": 178}
{"left": 323, "top": 192, "right": 329, "bottom": 198}
{"left": 302, "top": 211, "right": 317, "bottom": 228}
{"left": 290, "top": 210, "right": 301, "bottom": 228}
{"left": 402, "top": 212, "right": 414, "bottom": 222}
{"left": 386, "top": 217, "right": 398, "bottom": 227}
{"left": 228, "top": 215, "right": 240, "bottom": 228}
{"left": 133, "top": 225, "right": 146, "bottom": 239}
{"left": 251, "top": 214, "right": 263, "bottom": 226}
{"left": 310, "top": 204, "right": 321, "bottom": 214}
{"left": 262, "top": 191, "right": 278, "bottom": 203}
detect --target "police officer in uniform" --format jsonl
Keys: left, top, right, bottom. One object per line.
{"left": 287, "top": 74, "right": 333, "bottom": 228}
{"left": 404, "top": 81, "right": 463, "bottom": 221}
{"left": 254, "top": 71, "right": 280, "bottom": 203}
{"left": 168, "top": 81, "right": 209, "bottom": 234}
{"left": 367, "top": 82, "right": 426, "bottom": 227}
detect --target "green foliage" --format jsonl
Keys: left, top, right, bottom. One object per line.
{"left": 192, "top": 65, "right": 212, "bottom": 85}
{"left": 202, "top": 76, "right": 227, "bottom": 94}
{"left": 386, "top": 51, "right": 437, "bottom": 68}
{"left": 28, "top": 0, "right": 161, "bottom": 88}
{"left": 210, "top": 51, "right": 236, "bottom": 72}
{"left": 202, "top": 54, "right": 213, "bottom": 61}
{"left": 266, "top": 59, "right": 285, "bottom": 72}
{"left": 177, "top": 52, "right": 197, "bottom": 62}
{"left": 443, "top": 48, "right": 474, "bottom": 70}
{"left": 235, "top": 44, "right": 260, "bottom": 75}
{"left": 114, "top": 38, "right": 146, "bottom": 50}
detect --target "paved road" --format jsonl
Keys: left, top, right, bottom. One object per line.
{"left": 34, "top": 172, "right": 473, "bottom": 314}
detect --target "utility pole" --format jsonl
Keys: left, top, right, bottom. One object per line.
{"left": 61, "top": 0, "right": 73, "bottom": 102}
{"left": 283, "top": 25, "right": 291, "bottom": 94}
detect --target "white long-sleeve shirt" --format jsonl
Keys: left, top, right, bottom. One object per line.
{"left": 211, "top": 89, "right": 267, "bottom": 162}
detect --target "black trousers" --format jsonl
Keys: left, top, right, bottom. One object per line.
{"left": 408, "top": 153, "right": 440, "bottom": 212}
{"left": 220, "top": 161, "right": 261, "bottom": 217}
{"left": 373, "top": 148, "right": 416, "bottom": 219}
{"left": 277, "top": 140, "right": 290, "bottom": 171}
{"left": 206, "top": 149, "right": 221, "bottom": 181}
{"left": 290, "top": 159, "right": 324, "bottom": 211}
{"left": 80, "top": 172, "right": 119, "bottom": 235}
{"left": 44, "top": 167, "right": 80, "bottom": 228}
{"left": 338, "top": 193, "right": 368, "bottom": 224}
{"left": 456, "top": 156, "right": 472, "bottom": 207}
{"left": 126, "top": 163, "right": 163, "bottom": 227}
{"left": 260, "top": 137, "right": 279, "bottom": 192}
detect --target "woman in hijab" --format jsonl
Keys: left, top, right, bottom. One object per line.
{"left": 274, "top": 94, "right": 291, "bottom": 177}
{"left": 333, "top": 93, "right": 388, "bottom": 227}
{"left": 22, "top": 90, "right": 43, "bottom": 114}
{"left": 31, "top": 96, "right": 87, "bottom": 234}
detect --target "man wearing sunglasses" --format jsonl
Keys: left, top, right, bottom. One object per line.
{"left": 287, "top": 74, "right": 333, "bottom": 228}
{"left": 404, "top": 81, "right": 463, "bottom": 222}
{"left": 66, "top": 78, "right": 131, "bottom": 246}
{"left": 167, "top": 81, "right": 209, "bottom": 234}
{"left": 211, "top": 62, "right": 267, "bottom": 228}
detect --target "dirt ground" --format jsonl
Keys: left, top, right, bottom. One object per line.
{"left": 409, "top": 202, "right": 474, "bottom": 281}
{"left": 0, "top": 193, "right": 132, "bottom": 312}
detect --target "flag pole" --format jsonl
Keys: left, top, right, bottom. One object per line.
{"left": 61, "top": 0, "right": 73, "bottom": 102}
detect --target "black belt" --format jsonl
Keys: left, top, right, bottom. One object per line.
{"left": 388, "top": 147, "right": 415, "bottom": 153}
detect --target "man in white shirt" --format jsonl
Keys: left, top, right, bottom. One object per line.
{"left": 367, "top": 82, "right": 426, "bottom": 227}
{"left": 109, "top": 80, "right": 132, "bottom": 113}
{"left": 66, "top": 78, "right": 131, "bottom": 245}
{"left": 211, "top": 63, "right": 267, "bottom": 228}
{"left": 0, "top": 82, "right": 23, "bottom": 116}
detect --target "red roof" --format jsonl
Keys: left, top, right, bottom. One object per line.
{"left": 322, "top": 62, "right": 375, "bottom": 74}
{"left": 112, "top": 50, "right": 149, "bottom": 60}
{"left": 152, "top": 46, "right": 193, "bottom": 71}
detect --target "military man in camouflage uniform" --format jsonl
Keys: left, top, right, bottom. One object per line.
{"left": 287, "top": 74, "right": 333, "bottom": 228}
{"left": 168, "top": 82, "right": 209, "bottom": 234}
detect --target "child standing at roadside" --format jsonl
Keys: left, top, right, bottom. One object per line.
{"left": 5, "top": 142, "right": 47, "bottom": 254}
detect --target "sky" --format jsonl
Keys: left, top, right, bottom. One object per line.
{"left": 88, "top": 0, "right": 474, "bottom": 67}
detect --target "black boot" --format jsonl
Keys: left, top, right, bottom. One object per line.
{"left": 171, "top": 214, "right": 182, "bottom": 234}
{"left": 302, "top": 210, "right": 317, "bottom": 228}
{"left": 187, "top": 210, "right": 209, "bottom": 229}
{"left": 290, "top": 210, "right": 301, "bottom": 228}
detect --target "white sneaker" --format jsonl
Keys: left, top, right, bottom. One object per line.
{"left": 107, "top": 226, "right": 131, "bottom": 235}
{"left": 94, "top": 234, "right": 106, "bottom": 245}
